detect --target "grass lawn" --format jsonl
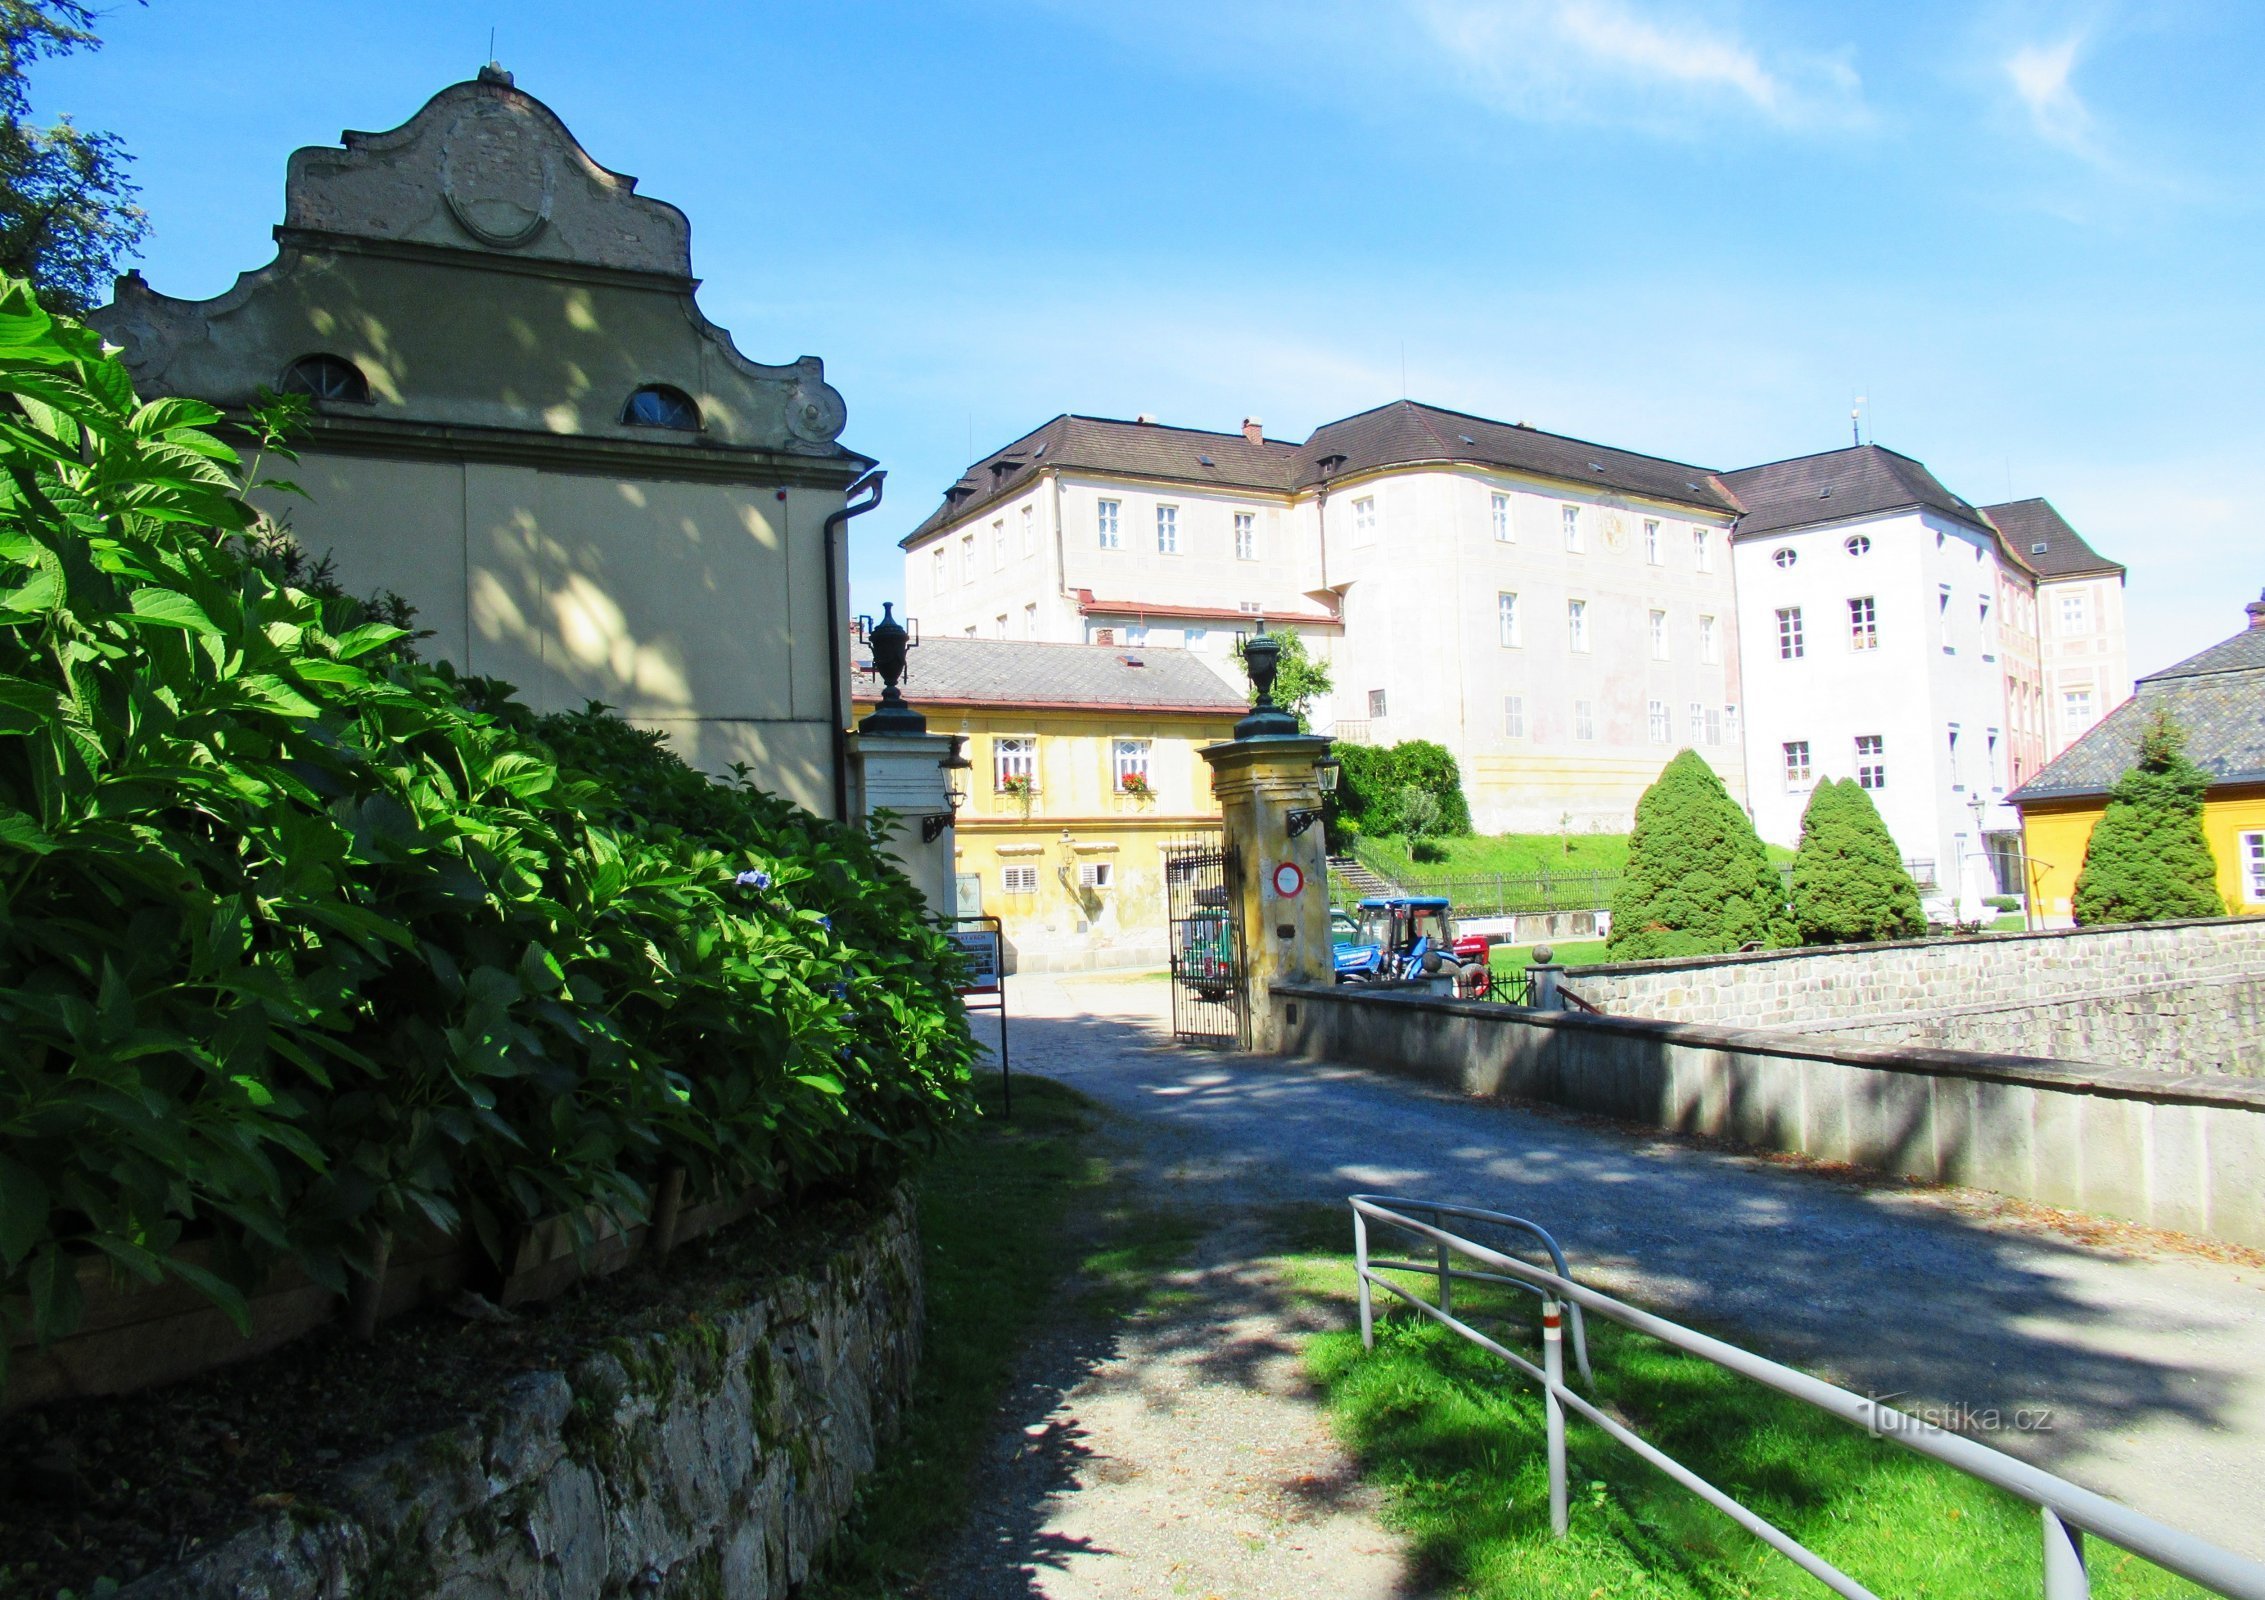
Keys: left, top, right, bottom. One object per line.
{"left": 808, "top": 1074, "right": 1196, "bottom": 1597}
{"left": 1276, "top": 1243, "right": 2210, "bottom": 1599}
{"left": 1361, "top": 831, "right": 1631, "bottom": 879}
{"left": 1488, "top": 939, "right": 1614, "bottom": 971}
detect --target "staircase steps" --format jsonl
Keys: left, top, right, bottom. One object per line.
{"left": 1328, "top": 854, "right": 1401, "bottom": 901}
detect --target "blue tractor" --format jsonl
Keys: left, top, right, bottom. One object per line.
{"left": 1333, "top": 896, "right": 1491, "bottom": 995}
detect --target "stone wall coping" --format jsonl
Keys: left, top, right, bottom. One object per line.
{"left": 1568, "top": 915, "right": 2260, "bottom": 983}
{"left": 1271, "top": 981, "right": 2265, "bottom": 1114}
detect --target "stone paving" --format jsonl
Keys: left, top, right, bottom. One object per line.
{"left": 940, "top": 969, "right": 2265, "bottom": 1595}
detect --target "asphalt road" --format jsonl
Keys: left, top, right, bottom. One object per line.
{"left": 990, "top": 971, "right": 2265, "bottom": 1566}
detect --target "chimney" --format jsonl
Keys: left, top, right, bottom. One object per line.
{"left": 1134, "top": 413, "right": 1157, "bottom": 425}
{"left": 2248, "top": 587, "right": 2265, "bottom": 630}
{"left": 1242, "top": 417, "right": 1264, "bottom": 445}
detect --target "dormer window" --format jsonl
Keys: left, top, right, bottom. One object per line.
{"left": 622, "top": 384, "right": 699, "bottom": 431}
{"left": 278, "top": 353, "right": 370, "bottom": 404}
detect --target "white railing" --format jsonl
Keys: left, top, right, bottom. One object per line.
{"left": 1350, "top": 1195, "right": 2265, "bottom": 1600}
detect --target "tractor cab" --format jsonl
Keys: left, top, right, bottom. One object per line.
{"left": 1334, "top": 897, "right": 1487, "bottom": 995}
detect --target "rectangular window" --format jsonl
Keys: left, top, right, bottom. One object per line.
{"left": 1156, "top": 504, "right": 1179, "bottom": 553}
{"left": 1111, "top": 738, "right": 1152, "bottom": 793}
{"left": 1648, "top": 699, "right": 1668, "bottom": 744}
{"left": 2063, "top": 688, "right": 2093, "bottom": 725}
{"left": 1783, "top": 740, "right": 1812, "bottom": 786}
{"left": 1021, "top": 502, "right": 1036, "bottom": 555}
{"left": 1368, "top": 688, "right": 1388, "bottom": 718}
{"left": 1076, "top": 861, "right": 1114, "bottom": 890}
{"left": 1492, "top": 492, "right": 1513, "bottom": 542}
{"left": 1706, "top": 708, "right": 1722, "bottom": 746}
{"left": 1694, "top": 527, "right": 1714, "bottom": 572}
{"left": 992, "top": 520, "right": 1006, "bottom": 569}
{"left": 1699, "top": 614, "right": 1719, "bottom": 663}
{"left": 1124, "top": 623, "right": 1148, "bottom": 645}
{"left": 1505, "top": 695, "right": 1525, "bottom": 738}
{"left": 1849, "top": 595, "right": 1878, "bottom": 650}
{"left": 1644, "top": 519, "right": 1661, "bottom": 564}
{"left": 1352, "top": 496, "right": 1378, "bottom": 544}
{"left": 1776, "top": 606, "right": 1805, "bottom": 659}
{"left": 1237, "top": 600, "right": 1264, "bottom": 615}
{"left": 1185, "top": 625, "right": 1208, "bottom": 648}
{"left": 1568, "top": 599, "right": 1589, "bottom": 652}
{"left": 1649, "top": 609, "right": 1668, "bottom": 659}
{"left": 1096, "top": 498, "right": 1121, "bottom": 549}
{"left": 2242, "top": 831, "right": 2265, "bottom": 906}
{"left": 1979, "top": 595, "right": 1992, "bottom": 627}
{"left": 1938, "top": 583, "right": 1953, "bottom": 616}
{"left": 1001, "top": 864, "right": 1039, "bottom": 895}
{"left": 931, "top": 546, "right": 947, "bottom": 590}
{"left": 1575, "top": 700, "right": 1595, "bottom": 741}
{"left": 1498, "top": 591, "right": 1522, "bottom": 647}
{"left": 995, "top": 613, "right": 1009, "bottom": 638}
{"left": 1856, "top": 734, "right": 1885, "bottom": 789}
{"left": 1022, "top": 602, "right": 1037, "bottom": 637}
{"left": 2060, "top": 591, "right": 2090, "bottom": 631}
{"left": 960, "top": 533, "right": 975, "bottom": 582}
{"left": 1688, "top": 701, "right": 1704, "bottom": 742}
{"left": 1235, "top": 510, "right": 1256, "bottom": 560}
{"left": 993, "top": 735, "right": 1036, "bottom": 791}
{"left": 1562, "top": 504, "right": 1583, "bottom": 552}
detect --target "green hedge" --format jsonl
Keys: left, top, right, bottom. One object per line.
{"left": 0, "top": 284, "right": 974, "bottom": 1375}
{"left": 1330, "top": 739, "right": 1472, "bottom": 844}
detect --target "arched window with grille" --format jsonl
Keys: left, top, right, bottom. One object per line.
{"left": 622, "top": 384, "right": 700, "bottom": 431}
{"left": 277, "top": 353, "right": 370, "bottom": 404}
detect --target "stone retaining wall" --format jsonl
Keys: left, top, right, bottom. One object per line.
{"left": 119, "top": 1190, "right": 922, "bottom": 1600}
{"left": 1562, "top": 917, "right": 2265, "bottom": 1076}
{"left": 1275, "top": 982, "right": 2265, "bottom": 1249}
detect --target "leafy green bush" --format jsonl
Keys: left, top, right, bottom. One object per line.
{"left": 0, "top": 283, "right": 974, "bottom": 1376}
{"left": 2072, "top": 713, "right": 2223, "bottom": 925}
{"left": 1330, "top": 739, "right": 1471, "bottom": 843}
{"left": 1789, "top": 779, "right": 1924, "bottom": 945}
{"left": 1607, "top": 750, "right": 1792, "bottom": 960}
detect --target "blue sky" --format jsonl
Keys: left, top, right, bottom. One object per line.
{"left": 46, "top": 1, "right": 2264, "bottom": 676}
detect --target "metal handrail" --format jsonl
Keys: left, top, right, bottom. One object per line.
{"left": 1348, "top": 1194, "right": 1591, "bottom": 1382}
{"left": 1349, "top": 1195, "right": 2265, "bottom": 1600}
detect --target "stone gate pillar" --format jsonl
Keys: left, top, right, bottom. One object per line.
{"left": 847, "top": 604, "right": 962, "bottom": 921}
{"left": 1200, "top": 631, "right": 1334, "bottom": 1052}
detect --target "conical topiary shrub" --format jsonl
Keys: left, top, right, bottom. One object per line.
{"left": 1790, "top": 779, "right": 1925, "bottom": 944}
{"left": 1608, "top": 750, "right": 1794, "bottom": 960}
{"left": 2072, "top": 713, "right": 2223, "bottom": 925}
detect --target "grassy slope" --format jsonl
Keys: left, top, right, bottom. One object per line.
{"left": 1283, "top": 1257, "right": 2207, "bottom": 1599}
{"left": 1488, "top": 939, "right": 1614, "bottom": 971}
{"left": 1361, "top": 832, "right": 1796, "bottom": 883}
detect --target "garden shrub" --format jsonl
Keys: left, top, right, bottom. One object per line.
{"left": 1608, "top": 750, "right": 1793, "bottom": 960}
{"left": 0, "top": 282, "right": 974, "bottom": 1377}
{"left": 2072, "top": 713, "right": 2223, "bottom": 925}
{"left": 1789, "top": 779, "right": 1924, "bottom": 945}
{"left": 1329, "top": 739, "right": 1470, "bottom": 843}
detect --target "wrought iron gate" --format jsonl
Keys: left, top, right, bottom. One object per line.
{"left": 1163, "top": 836, "right": 1249, "bottom": 1049}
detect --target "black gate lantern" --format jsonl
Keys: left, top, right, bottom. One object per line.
{"left": 858, "top": 603, "right": 927, "bottom": 735}
{"left": 1234, "top": 626, "right": 1301, "bottom": 739}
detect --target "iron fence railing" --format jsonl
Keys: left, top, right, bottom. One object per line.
{"left": 1350, "top": 1195, "right": 2265, "bottom": 1600}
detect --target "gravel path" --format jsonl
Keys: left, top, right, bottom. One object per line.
{"left": 937, "top": 970, "right": 2265, "bottom": 1590}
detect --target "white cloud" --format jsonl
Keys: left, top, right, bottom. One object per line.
{"left": 2006, "top": 34, "right": 2098, "bottom": 157}
{"left": 1408, "top": 0, "right": 1866, "bottom": 129}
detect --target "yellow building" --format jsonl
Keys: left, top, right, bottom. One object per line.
{"left": 2013, "top": 593, "right": 2265, "bottom": 922}
{"left": 853, "top": 638, "right": 1246, "bottom": 971}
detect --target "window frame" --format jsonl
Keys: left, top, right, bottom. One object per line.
{"left": 1567, "top": 598, "right": 1589, "bottom": 653}
{"left": 1001, "top": 864, "right": 1040, "bottom": 895}
{"left": 1574, "top": 699, "right": 1596, "bottom": 742}
{"left": 1096, "top": 498, "right": 1122, "bottom": 549}
{"left": 2241, "top": 830, "right": 2265, "bottom": 906}
{"left": 1848, "top": 595, "right": 1878, "bottom": 651}
{"left": 1648, "top": 609, "right": 1668, "bottom": 660}
{"left": 1855, "top": 734, "right": 1886, "bottom": 790}
{"left": 1504, "top": 695, "right": 1525, "bottom": 738}
{"left": 280, "top": 352, "right": 374, "bottom": 406}
{"left": 620, "top": 382, "right": 699, "bottom": 430}
{"left": 1492, "top": 492, "right": 1513, "bottom": 543}
{"left": 1776, "top": 606, "right": 1805, "bottom": 659}
{"left": 1498, "top": 590, "right": 1522, "bottom": 648}
{"left": 1155, "top": 503, "right": 1180, "bottom": 554}
{"left": 1352, "top": 495, "right": 1378, "bottom": 545}
{"left": 1110, "top": 737, "right": 1153, "bottom": 794}
{"left": 1647, "top": 699, "right": 1668, "bottom": 744}
{"left": 1234, "top": 510, "right": 1257, "bottom": 561}
{"left": 1561, "top": 503, "right": 1584, "bottom": 553}
{"left": 1783, "top": 740, "right": 1812, "bottom": 787}
{"left": 1699, "top": 614, "right": 1719, "bottom": 664}
{"left": 992, "top": 734, "right": 1038, "bottom": 792}
{"left": 1693, "top": 527, "right": 1714, "bottom": 572}
{"left": 1644, "top": 519, "right": 1661, "bottom": 565}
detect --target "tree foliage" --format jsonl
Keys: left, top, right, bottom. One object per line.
{"left": 1330, "top": 739, "right": 1472, "bottom": 846}
{"left": 1607, "top": 750, "right": 1792, "bottom": 960}
{"left": 0, "top": 282, "right": 974, "bottom": 1378}
{"left": 1789, "top": 779, "right": 1924, "bottom": 945}
{"left": 2071, "top": 712, "right": 2223, "bottom": 926}
{"left": 1230, "top": 626, "right": 1333, "bottom": 731}
{"left": 0, "top": 2, "right": 147, "bottom": 314}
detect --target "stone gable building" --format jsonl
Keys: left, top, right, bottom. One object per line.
{"left": 92, "top": 67, "right": 871, "bottom": 819}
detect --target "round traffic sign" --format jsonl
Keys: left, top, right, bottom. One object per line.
{"left": 1271, "top": 861, "right": 1305, "bottom": 898}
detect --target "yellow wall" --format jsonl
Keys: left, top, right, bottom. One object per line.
{"left": 2020, "top": 785, "right": 2265, "bottom": 922}
{"left": 859, "top": 703, "right": 1239, "bottom": 971}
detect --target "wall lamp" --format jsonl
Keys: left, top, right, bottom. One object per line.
{"left": 924, "top": 736, "right": 971, "bottom": 843}
{"left": 1285, "top": 754, "right": 1340, "bottom": 839}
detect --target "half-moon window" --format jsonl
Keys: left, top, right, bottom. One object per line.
{"left": 623, "top": 384, "right": 700, "bottom": 431}
{"left": 278, "top": 353, "right": 370, "bottom": 403}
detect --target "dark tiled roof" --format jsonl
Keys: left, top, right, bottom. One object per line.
{"left": 1981, "top": 498, "right": 2124, "bottom": 580}
{"left": 2012, "top": 620, "right": 2265, "bottom": 802}
{"left": 904, "top": 401, "right": 1739, "bottom": 546}
{"left": 851, "top": 636, "right": 1247, "bottom": 714}
{"left": 1718, "top": 445, "right": 1992, "bottom": 540}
